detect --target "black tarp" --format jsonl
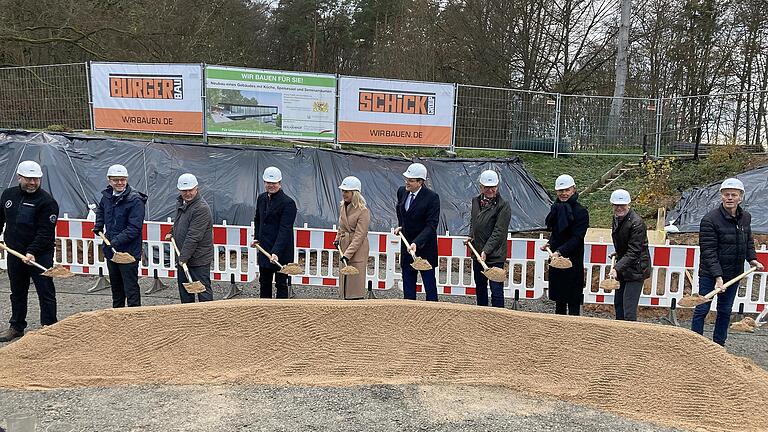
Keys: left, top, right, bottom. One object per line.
{"left": 0, "top": 130, "right": 553, "bottom": 234}
{"left": 668, "top": 164, "right": 768, "bottom": 233}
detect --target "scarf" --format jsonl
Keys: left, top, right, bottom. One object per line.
{"left": 546, "top": 193, "right": 578, "bottom": 235}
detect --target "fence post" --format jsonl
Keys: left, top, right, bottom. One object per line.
{"left": 449, "top": 83, "right": 458, "bottom": 155}
{"left": 655, "top": 96, "right": 663, "bottom": 157}
{"left": 333, "top": 74, "right": 341, "bottom": 150}
{"left": 694, "top": 126, "right": 702, "bottom": 160}
{"left": 201, "top": 63, "right": 208, "bottom": 144}
{"left": 553, "top": 93, "right": 562, "bottom": 158}
{"left": 86, "top": 61, "right": 95, "bottom": 131}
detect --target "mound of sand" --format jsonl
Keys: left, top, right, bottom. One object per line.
{"left": 0, "top": 299, "right": 766, "bottom": 432}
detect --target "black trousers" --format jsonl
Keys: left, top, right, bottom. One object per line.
{"left": 7, "top": 253, "right": 57, "bottom": 331}
{"left": 555, "top": 299, "right": 581, "bottom": 316}
{"left": 259, "top": 267, "right": 289, "bottom": 299}
{"left": 107, "top": 260, "right": 141, "bottom": 307}
{"left": 177, "top": 264, "right": 214, "bottom": 303}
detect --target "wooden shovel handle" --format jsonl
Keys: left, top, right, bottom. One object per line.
{"left": 398, "top": 232, "right": 417, "bottom": 258}
{"left": 169, "top": 237, "right": 193, "bottom": 280}
{"left": 465, "top": 239, "right": 489, "bottom": 271}
{"left": 335, "top": 244, "right": 351, "bottom": 267}
{"left": 704, "top": 266, "right": 757, "bottom": 299}
{"left": 253, "top": 242, "right": 284, "bottom": 267}
{"left": 98, "top": 231, "right": 112, "bottom": 247}
{"left": 546, "top": 246, "right": 555, "bottom": 257}
{"left": 0, "top": 242, "right": 49, "bottom": 272}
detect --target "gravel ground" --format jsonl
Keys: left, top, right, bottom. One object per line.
{"left": 0, "top": 272, "right": 764, "bottom": 431}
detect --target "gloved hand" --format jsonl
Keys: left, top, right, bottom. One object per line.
{"left": 333, "top": 239, "right": 340, "bottom": 248}
{"left": 93, "top": 227, "right": 102, "bottom": 236}
{"left": 340, "top": 256, "right": 349, "bottom": 265}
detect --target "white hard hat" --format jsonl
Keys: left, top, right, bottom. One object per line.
{"left": 263, "top": 166, "right": 282, "bottom": 182}
{"left": 555, "top": 174, "right": 575, "bottom": 190}
{"left": 338, "top": 176, "right": 361, "bottom": 191}
{"left": 177, "top": 173, "right": 198, "bottom": 191}
{"left": 610, "top": 189, "right": 631, "bottom": 205}
{"left": 479, "top": 170, "right": 499, "bottom": 187}
{"left": 107, "top": 164, "right": 128, "bottom": 178}
{"left": 402, "top": 163, "right": 427, "bottom": 180}
{"left": 719, "top": 178, "right": 744, "bottom": 192}
{"left": 17, "top": 160, "right": 42, "bottom": 178}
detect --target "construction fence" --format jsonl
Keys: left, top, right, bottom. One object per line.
{"left": 0, "top": 63, "right": 766, "bottom": 157}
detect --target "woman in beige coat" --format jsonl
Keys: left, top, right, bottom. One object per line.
{"left": 334, "top": 176, "right": 370, "bottom": 299}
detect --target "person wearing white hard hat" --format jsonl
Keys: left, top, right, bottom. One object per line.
{"left": 395, "top": 162, "right": 440, "bottom": 301}
{"left": 608, "top": 189, "right": 650, "bottom": 321}
{"left": 468, "top": 169, "right": 511, "bottom": 308}
{"left": 251, "top": 166, "right": 297, "bottom": 299}
{"left": 165, "top": 174, "right": 213, "bottom": 303}
{"left": 692, "top": 177, "right": 764, "bottom": 346}
{"left": 333, "top": 176, "right": 370, "bottom": 299}
{"left": 541, "top": 174, "right": 589, "bottom": 315}
{"left": 94, "top": 164, "right": 147, "bottom": 308}
{"left": 0, "top": 161, "right": 60, "bottom": 342}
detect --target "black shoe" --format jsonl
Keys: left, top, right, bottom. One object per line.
{"left": 0, "top": 327, "right": 23, "bottom": 342}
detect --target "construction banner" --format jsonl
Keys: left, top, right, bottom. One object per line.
{"left": 205, "top": 66, "right": 336, "bottom": 141}
{"left": 338, "top": 77, "right": 455, "bottom": 147}
{"left": 90, "top": 62, "right": 203, "bottom": 134}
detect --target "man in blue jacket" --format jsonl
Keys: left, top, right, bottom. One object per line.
{"left": 395, "top": 163, "right": 440, "bottom": 302}
{"left": 251, "top": 166, "right": 297, "bottom": 299}
{"left": 93, "top": 164, "right": 147, "bottom": 308}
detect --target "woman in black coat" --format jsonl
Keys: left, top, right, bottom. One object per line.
{"left": 542, "top": 174, "right": 589, "bottom": 315}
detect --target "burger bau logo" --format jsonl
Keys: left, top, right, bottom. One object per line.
{"left": 358, "top": 88, "right": 435, "bottom": 115}
{"left": 109, "top": 74, "right": 183, "bottom": 100}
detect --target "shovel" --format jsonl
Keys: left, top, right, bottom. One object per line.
{"left": 464, "top": 239, "right": 506, "bottom": 283}
{"left": 336, "top": 243, "right": 359, "bottom": 276}
{"left": 169, "top": 237, "right": 206, "bottom": 294}
{"left": 599, "top": 256, "right": 620, "bottom": 291}
{"left": 0, "top": 242, "right": 74, "bottom": 278}
{"left": 678, "top": 267, "right": 756, "bottom": 308}
{"left": 730, "top": 316, "right": 757, "bottom": 333}
{"left": 252, "top": 242, "right": 302, "bottom": 275}
{"left": 397, "top": 232, "right": 432, "bottom": 271}
{"left": 97, "top": 232, "right": 136, "bottom": 264}
{"left": 546, "top": 246, "right": 573, "bottom": 269}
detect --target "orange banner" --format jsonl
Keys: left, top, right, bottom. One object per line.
{"left": 93, "top": 108, "right": 202, "bottom": 134}
{"left": 338, "top": 121, "right": 451, "bottom": 147}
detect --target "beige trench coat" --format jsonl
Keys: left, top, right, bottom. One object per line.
{"left": 337, "top": 202, "right": 370, "bottom": 299}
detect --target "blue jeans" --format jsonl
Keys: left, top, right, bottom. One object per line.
{"left": 473, "top": 260, "right": 504, "bottom": 308}
{"left": 691, "top": 275, "right": 738, "bottom": 346}
{"left": 402, "top": 260, "right": 438, "bottom": 301}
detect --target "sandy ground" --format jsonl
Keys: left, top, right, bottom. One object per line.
{"left": 0, "top": 273, "right": 766, "bottom": 432}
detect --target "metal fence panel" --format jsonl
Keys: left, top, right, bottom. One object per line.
{"left": 558, "top": 94, "right": 657, "bottom": 155}
{"left": 454, "top": 84, "right": 559, "bottom": 153}
{"left": 659, "top": 91, "right": 768, "bottom": 156}
{"left": 0, "top": 63, "right": 90, "bottom": 130}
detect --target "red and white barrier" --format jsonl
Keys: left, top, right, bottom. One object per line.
{"left": 10, "top": 216, "right": 768, "bottom": 314}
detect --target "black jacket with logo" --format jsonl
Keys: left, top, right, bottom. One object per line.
{"left": 0, "top": 186, "right": 59, "bottom": 256}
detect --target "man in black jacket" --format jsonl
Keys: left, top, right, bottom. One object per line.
{"left": 251, "top": 166, "right": 297, "bottom": 299}
{"left": 608, "top": 189, "right": 650, "bottom": 321}
{"left": 692, "top": 178, "right": 763, "bottom": 346}
{"left": 469, "top": 169, "right": 511, "bottom": 307}
{"left": 168, "top": 173, "right": 213, "bottom": 303}
{"left": 0, "top": 161, "right": 60, "bottom": 342}
{"left": 395, "top": 163, "right": 440, "bottom": 301}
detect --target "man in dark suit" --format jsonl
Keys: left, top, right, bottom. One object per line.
{"left": 395, "top": 163, "right": 440, "bottom": 301}
{"left": 251, "top": 166, "right": 297, "bottom": 299}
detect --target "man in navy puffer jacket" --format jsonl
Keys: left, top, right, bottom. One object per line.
{"left": 94, "top": 164, "right": 147, "bottom": 308}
